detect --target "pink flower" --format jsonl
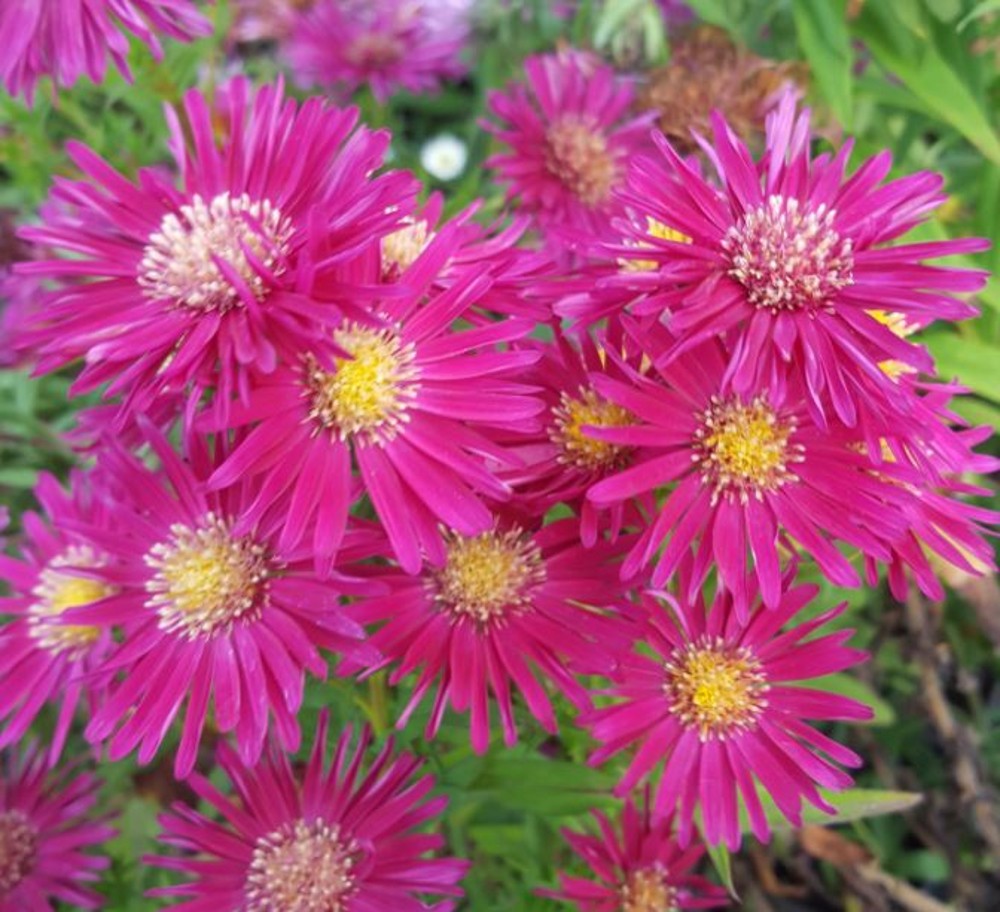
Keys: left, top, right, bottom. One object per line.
{"left": 19, "top": 77, "right": 415, "bottom": 422}
{"left": 345, "top": 515, "right": 637, "bottom": 753}
{"left": 485, "top": 52, "right": 655, "bottom": 252}
{"left": 286, "top": 0, "right": 468, "bottom": 103}
{"left": 149, "top": 711, "right": 468, "bottom": 911}
{"left": 0, "top": 0, "right": 211, "bottom": 103}
{"left": 586, "top": 322, "right": 936, "bottom": 616}
{"left": 540, "top": 794, "right": 728, "bottom": 911}
{"left": 63, "top": 428, "right": 375, "bottom": 778}
{"left": 500, "top": 326, "right": 652, "bottom": 544}
{"left": 585, "top": 569, "right": 873, "bottom": 849}
{"left": 613, "top": 91, "right": 988, "bottom": 428}
{"left": 0, "top": 472, "right": 117, "bottom": 762}
{"left": 0, "top": 743, "right": 114, "bottom": 911}
{"left": 208, "top": 236, "right": 543, "bottom": 574}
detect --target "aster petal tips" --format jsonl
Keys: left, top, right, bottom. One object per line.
{"left": 583, "top": 575, "right": 872, "bottom": 851}
{"left": 148, "top": 713, "right": 468, "bottom": 911}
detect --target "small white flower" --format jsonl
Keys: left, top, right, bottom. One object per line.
{"left": 419, "top": 134, "right": 468, "bottom": 181}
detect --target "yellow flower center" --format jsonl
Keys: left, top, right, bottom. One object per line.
{"left": 545, "top": 115, "right": 619, "bottom": 207}
{"left": 308, "top": 324, "right": 420, "bottom": 445}
{"left": 551, "top": 386, "right": 635, "bottom": 470}
{"left": 666, "top": 640, "right": 767, "bottom": 740}
{"left": 245, "top": 819, "right": 356, "bottom": 912}
{"left": 621, "top": 866, "right": 678, "bottom": 912}
{"left": 619, "top": 217, "right": 692, "bottom": 272}
{"left": 695, "top": 394, "right": 801, "bottom": 504}
{"left": 435, "top": 529, "right": 544, "bottom": 624}
{"left": 0, "top": 810, "right": 37, "bottom": 896}
{"left": 29, "top": 546, "right": 110, "bottom": 657}
{"left": 145, "top": 514, "right": 267, "bottom": 639}
{"left": 868, "top": 309, "right": 919, "bottom": 380}
{"left": 139, "top": 191, "right": 293, "bottom": 312}
{"left": 381, "top": 220, "right": 431, "bottom": 278}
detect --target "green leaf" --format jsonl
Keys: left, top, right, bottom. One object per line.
{"left": 755, "top": 788, "right": 924, "bottom": 834}
{"left": 792, "top": 0, "right": 853, "bottom": 128}
{"left": 812, "top": 673, "right": 896, "bottom": 726}
{"left": 706, "top": 842, "right": 739, "bottom": 898}
{"left": 593, "top": 0, "right": 647, "bottom": 48}
{"left": 926, "top": 333, "right": 1000, "bottom": 404}
{"left": 957, "top": 0, "right": 1000, "bottom": 31}
{"left": 854, "top": 8, "right": 1000, "bottom": 165}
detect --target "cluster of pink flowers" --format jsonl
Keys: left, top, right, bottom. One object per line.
{"left": 0, "top": 9, "right": 996, "bottom": 911}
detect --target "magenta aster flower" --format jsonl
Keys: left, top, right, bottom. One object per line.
{"left": 345, "top": 515, "right": 637, "bottom": 753}
{"left": 149, "top": 711, "right": 468, "bottom": 911}
{"left": 582, "top": 319, "right": 992, "bottom": 616}
{"left": 540, "top": 794, "right": 727, "bottom": 911}
{"left": 286, "top": 0, "right": 468, "bottom": 103}
{"left": 485, "top": 51, "right": 655, "bottom": 252}
{"left": 209, "top": 248, "right": 543, "bottom": 574}
{"left": 19, "top": 76, "right": 415, "bottom": 420}
{"left": 585, "top": 571, "right": 873, "bottom": 850}
{"left": 0, "top": 0, "right": 211, "bottom": 103}
{"left": 0, "top": 471, "right": 117, "bottom": 762}
{"left": 615, "top": 91, "right": 988, "bottom": 427}
{"left": 500, "top": 327, "right": 652, "bottom": 544}
{"left": 63, "top": 429, "right": 374, "bottom": 778}
{"left": 0, "top": 744, "right": 113, "bottom": 911}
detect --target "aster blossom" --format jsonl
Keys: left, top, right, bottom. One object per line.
{"left": 286, "top": 0, "right": 469, "bottom": 103}
{"left": 208, "top": 230, "right": 543, "bottom": 574}
{"left": 0, "top": 743, "right": 114, "bottom": 911}
{"left": 499, "top": 326, "right": 652, "bottom": 544}
{"left": 485, "top": 51, "right": 655, "bottom": 252}
{"left": 61, "top": 428, "right": 375, "bottom": 778}
{"left": 585, "top": 568, "right": 873, "bottom": 850}
{"left": 584, "top": 320, "right": 997, "bottom": 616}
{"left": 149, "top": 711, "right": 468, "bottom": 911}
{"left": 344, "top": 515, "right": 637, "bottom": 753}
{"left": 540, "top": 794, "right": 727, "bottom": 911}
{"left": 0, "top": 0, "right": 211, "bottom": 103}
{"left": 19, "top": 76, "right": 415, "bottom": 422}
{"left": 613, "top": 90, "right": 988, "bottom": 428}
{"left": 0, "top": 471, "right": 119, "bottom": 763}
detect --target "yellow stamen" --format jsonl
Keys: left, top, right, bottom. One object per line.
{"left": 145, "top": 513, "right": 267, "bottom": 639}
{"left": 434, "top": 529, "right": 544, "bottom": 624}
{"left": 29, "top": 546, "right": 110, "bottom": 657}
{"left": 308, "top": 324, "right": 420, "bottom": 445}
{"left": 551, "top": 386, "right": 635, "bottom": 470}
{"left": 666, "top": 639, "right": 767, "bottom": 741}
{"left": 695, "top": 394, "right": 801, "bottom": 504}
{"left": 619, "top": 217, "right": 692, "bottom": 272}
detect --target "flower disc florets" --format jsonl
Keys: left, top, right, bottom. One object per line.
{"left": 621, "top": 865, "right": 679, "bottom": 912}
{"left": 434, "top": 529, "right": 545, "bottom": 624}
{"left": 665, "top": 638, "right": 768, "bottom": 741}
{"left": 139, "top": 191, "right": 294, "bottom": 312}
{"left": 551, "top": 386, "right": 635, "bottom": 470}
{"left": 694, "top": 393, "right": 801, "bottom": 504}
{"left": 545, "top": 115, "right": 619, "bottom": 207}
{"left": 723, "top": 195, "right": 854, "bottom": 313}
{"left": 307, "top": 324, "right": 420, "bottom": 445}
{"left": 0, "top": 810, "right": 37, "bottom": 896}
{"left": 28, "top": 546, "right": 109, "bottom": 657}
{"left": 246, "top": 819, "right": 356, "bottom": 912}
{"left": 145, "top": 513, "right": 268, "bottom": 639}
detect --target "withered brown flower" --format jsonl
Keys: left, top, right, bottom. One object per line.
{"left": 638, "top": 26, "right": 806, "bottom": 153}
